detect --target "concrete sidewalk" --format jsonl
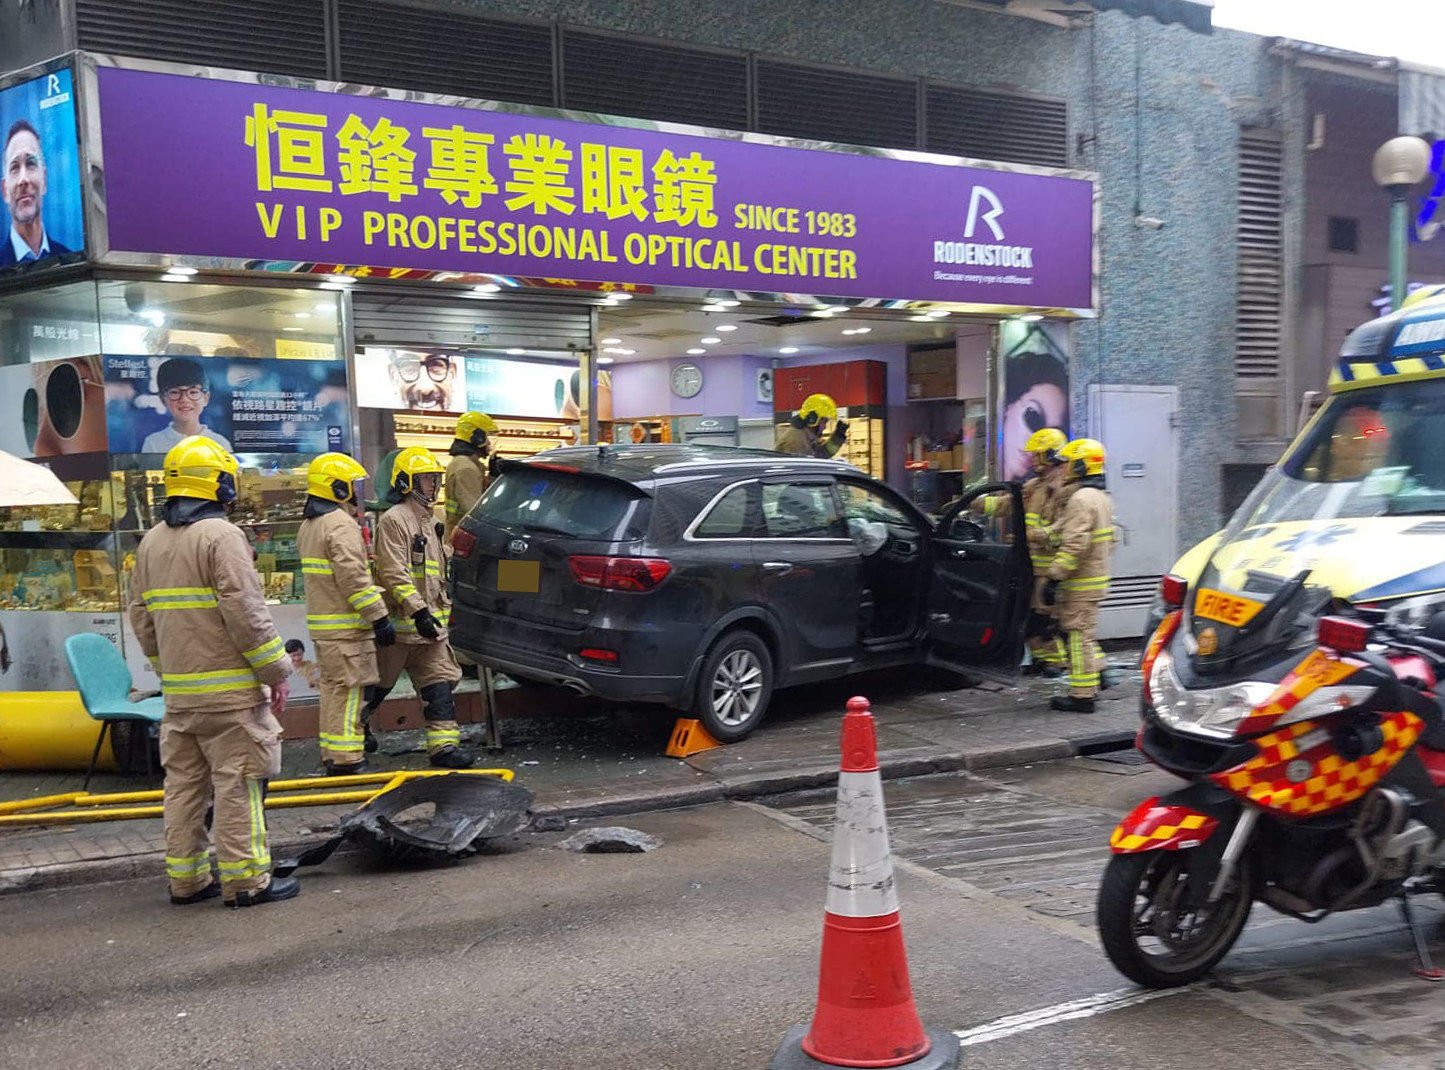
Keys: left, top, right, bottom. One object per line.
{"left": 0, "top": 659, "right": 1142, "bottom": 896}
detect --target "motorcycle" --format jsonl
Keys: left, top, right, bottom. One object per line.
{"left": 1097, "top": 573, "right": 1445, "bottom": 988}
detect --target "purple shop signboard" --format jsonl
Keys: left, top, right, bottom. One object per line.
{"left": 97, "top": 68, "right": 1093, "bottom": 308}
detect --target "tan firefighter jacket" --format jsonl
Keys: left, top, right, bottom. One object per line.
{"left": 376, "top": 496, "right": 450, "bottom": 643}
{"left": 298, "top": 507, "right": 388, "bottom": 642}
{"left": 443, "top": 454, "right": 488, "bottom": 537}
{"left": 971, "top": 476, "right": 1056, "bottom": 571}
{"left": 128, "top": 517, "right": 290, "bottom": 712}
{"left": 1046, "top": 483, "right": 1115, "bottom": 601}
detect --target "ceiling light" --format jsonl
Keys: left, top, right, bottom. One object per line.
{"left": 810, "top": 309, "right": 834, "bottom": 318}
{"left": 779, "top": 346, "right": 799, "bottom": 355}
{"left": 507, "top": 348, "right": 525, "bottom": 355}
{"left": 853, "top": 326, "right": 871, "bottom": 334}
{"left": 714, "top": 299, "right": 740, "bottom": 308}
{"left": 716, "top": 324, "right": 737, "bottom": 332}
{"left": 825, "top": 305, "right": 849, "bottom": 313}
{"left": 474, "top": 283, "right": 501, "bottom": 294}
{"left": 319, "top": 282, "right": 350, "bottom": 291}
{"left": 282, "top": 326, "right": 304, "bottom": 332}
{"left": 314, "top": 301, "right": 333, "bottom": 313}
{"left": 165, "top": 266, "right": 198, "bottom": 276}
{"left": 601, "top": 337, "right": 623, "bottom": 346}
{"left": 326, "top": 274, "right": 356, "bottom": 285}
{"left": 597, "top": 355, "right": 615, "bottom": 365}
{"left": 908, "top": 314, "right": 931, "bottom": 322}
{"left": 702, "top": 305, "right": 726, "bottom": 314}
{"left": 700, "top": 336, "right": 722, "bottom": 345}
{"left": 605, "top": 292, "right": 633, "bottom": 302}
{"left": 603, "top": 346, "right": 636, "bottom": 356}
{"left": 925, "top": 310, "right": 950, "bottom": 319}
{"left": 293, "top": 312, "right": 311, "bottom": 320}
{"left": 160, "top": 272, "right": 192, "bottom": 283}
{"left": 687, "top": 347, "right": 706, "bottom": 355}
{"left": 1019, "top": 313, "right": 1044, "bottom": 322}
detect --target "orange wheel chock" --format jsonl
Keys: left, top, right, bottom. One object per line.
{"left": 665, "top": 718, "right": 723, "bottom": 758}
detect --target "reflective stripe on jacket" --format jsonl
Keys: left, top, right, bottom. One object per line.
{"left": 298, "top": 508, "right": 388, "bottom": 642}
{"left": 128, "top": 517, "right": 290, "bottom": 712}
{"left": 376, "top": 497, "right": 451, "bottom": 645}
{"left": 1046, "top": 484, "right": 1114, "bottom": 601}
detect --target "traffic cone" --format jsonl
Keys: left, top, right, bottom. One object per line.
{"left": 769, "top": 696, "right": 960, "bottom": 1070}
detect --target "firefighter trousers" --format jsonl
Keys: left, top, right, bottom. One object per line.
{"left": 316, "top": 639, "right": 378, "bottom": 767}
{"left": 160, "top": 703, "right": 283, "bottom": 900}
{"left": 1058, "top": 598, "right": 1103, "bottom": 699}
{"left": 372, "top": 640, "right": 463, "bottom": 755}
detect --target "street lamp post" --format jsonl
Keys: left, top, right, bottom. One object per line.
{"left": 1372, "top": 136, "right": 1433, "bottom": 312}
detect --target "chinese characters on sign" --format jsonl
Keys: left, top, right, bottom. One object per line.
{"left": 100, "top": 68, "right": 1095, "bottom": 307}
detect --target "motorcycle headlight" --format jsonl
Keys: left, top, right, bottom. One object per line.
{"left": 1149, "top": 654, "right": 1277, "bottom": 739}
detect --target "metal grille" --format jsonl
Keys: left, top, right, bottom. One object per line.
{"left": 1101, "top": 575, "right": 1160, "bottom": 613}
{"left": 561, "top": 30, "right": 747, "bottom": 130}
{"left": 755, "top": 60, "right": 918, "bottom": 150}
{"left": 75, "top": 0, "right": 327, "bottom": 78}
{"left": 1236, "top": 130, "right": 1284, "bottom": 384}
{"left": 924, "top": 84, "right": 1068, "bottom": 168}
{"left": 338, "top": 1, "right": 554, "bottom": 106}
{"left": 351, "top": 293, "right": 591, "bottom": 352}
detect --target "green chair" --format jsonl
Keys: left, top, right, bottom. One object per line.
{"left": 64, "top": 633, "right": 165, "bottom": 790}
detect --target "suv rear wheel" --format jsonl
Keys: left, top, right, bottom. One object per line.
{"left": 694, "top": 630, "right": 774, "bottom": 743}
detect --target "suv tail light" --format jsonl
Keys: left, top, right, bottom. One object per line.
{"left": 451, "top": 527, "right": 477, "bottom": 559}
{"left": 1318, "top": 615, "right": 1371, "bottom": 654}
{"left": 568, "top": 555, "right": 672, "bottom": 592}
{"left": 1159, "top": 574, "right": 1188, "bottom": 610}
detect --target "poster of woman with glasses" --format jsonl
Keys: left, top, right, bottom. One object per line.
{"left": 996, "top": 319, "right": 1071, "bottom": 482}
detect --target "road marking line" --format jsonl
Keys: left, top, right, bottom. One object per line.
{"left": 954, "top": 986, "right": 1194, "bottom": 1047}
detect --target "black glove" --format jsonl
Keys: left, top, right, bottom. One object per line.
{"left": 834, "top": 420, "right": 850, "bottom": 438}
{"left": 1040, "top": 579, "right": 1060, "bottom": 608}
{"left": 372, "top": 617, "right": 396, "bottom": 647}
{"left": 488, "top": 453, "right": 502, "bottom": 479}
{"left": 412, "top": 609, "right": 441, "bottom": 640}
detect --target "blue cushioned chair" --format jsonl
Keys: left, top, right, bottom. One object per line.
{"left": 64, "top": 633, "right": 166, "bottom": 790}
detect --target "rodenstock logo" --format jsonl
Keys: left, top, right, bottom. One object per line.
{"left": 934, "top": 184, "right": 1034, "bottom": 270}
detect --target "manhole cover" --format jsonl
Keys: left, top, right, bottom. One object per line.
{"left": 1088, "top": 749, "right": 1150, "bottom": 767}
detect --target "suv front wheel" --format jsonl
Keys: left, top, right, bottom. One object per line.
{"left": 693, "top": 630, "right": 774, "bottom": 743}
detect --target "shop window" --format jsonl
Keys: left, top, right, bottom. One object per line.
{"left": 924, "top": 84, "right": 1069, "bottom": 168}
{"left": 0, "top": 280, "right": 101, "bottom": 366}
{"left": 561, "top": 30, "right": 748, "bottom": 130}
{"left": 1328, "top": 216, "right": 1360, "bottom": 254}
{"left": 755, "top": 60, "right": 918, "bottom": 151}
{"left": 75, "top": 0, "right": 327, "bottom": 80}
{"left": 338, "top": 1, "right": 555, "bottom": 107}
{"left": 761, "top": 483, "right": 847, "bottom": 539}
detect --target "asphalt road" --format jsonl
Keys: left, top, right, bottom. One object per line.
{"left": 2, "top": 759, "right": 1443, "bottom": 1070}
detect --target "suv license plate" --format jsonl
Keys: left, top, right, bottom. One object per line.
{"left": 497, "top": 559, "right": 541, "bottom": 594}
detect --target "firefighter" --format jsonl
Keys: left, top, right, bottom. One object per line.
{"left": 775, "top": 393, "right": 848, "bottom": 458}
{"left": 1041, "top": 438, "right": 1115, "bottom": 713}
{"left": 444, "top": 410, "right": 498, "bottom": 540}
{"left": 1020, "top": 427, "right": 1069, "bottom": 674}
{"left": 128, "top": 436, "right": 298, "bottom": 908}
{"left": 362, "top": 446, "right": 476, "bottom": 768}
{"left": 298, "top": 453, "right": 393, "bottom": 775}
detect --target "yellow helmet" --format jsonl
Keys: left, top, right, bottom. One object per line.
{"left": 306, "top": 452, "right": 368, "bottom": 504}
{"left": 1059, "top": 437, "right": 1106, "bottom": 480}
{"left": 1024, "top": 427, "right": 1067, "bottom": 463}
{"left": 163, "top": 435, "right": 239, "bottom": 503}
{"left": 455, "top": 411, "right": 499, "bottom": 448}
{"left": 391, "top": 445, "right": 445, "bottom": 497}
{"left": 798, "top": 393, "right": 838, "bottom": 427}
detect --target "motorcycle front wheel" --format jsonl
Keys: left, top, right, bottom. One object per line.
{"left": 1096, "top": 849, "right": 1254, "bottom": 988}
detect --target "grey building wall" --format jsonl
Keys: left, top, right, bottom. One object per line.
{"left": 447, "top": 0, "right": 1278, "bottom": 549}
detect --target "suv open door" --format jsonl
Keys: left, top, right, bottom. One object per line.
{"left": 925, "top": 482, "right": 1033, "bottom": 682}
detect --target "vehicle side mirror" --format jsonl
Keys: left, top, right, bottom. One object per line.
{"left": 946, "top": 516, "right": 986, "bottom": 543}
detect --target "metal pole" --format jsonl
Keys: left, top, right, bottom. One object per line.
{"left": 1390, "top": 187, "right": 1410, "bottom": 312}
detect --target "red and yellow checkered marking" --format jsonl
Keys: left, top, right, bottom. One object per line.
{"left": 1237, "top": 650, "right": 1360, "bottom": 735}
{"left": 1109, "top": 799, "right": 1219, "bottom": 854}
{"left": 1211, "top": 711, "right": 1423, "bottom": 817}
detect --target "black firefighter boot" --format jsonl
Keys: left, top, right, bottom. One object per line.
{"left": 1050, "top": 695, "right": 1097, "bottom": 714}
{"left": 361, "top": 685, "right": 390, "bottom": 754}
{"left": 420, "top": 682, "right": 477, "bottom": 769}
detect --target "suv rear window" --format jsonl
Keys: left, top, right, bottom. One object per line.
{"left": 475, "top": 467, "right": 650, "bottom": 540}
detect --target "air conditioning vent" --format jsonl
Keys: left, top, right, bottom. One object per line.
{"left": 561, "top": 30, "right": 747, "bottom": 130}
{"left": 1236, "top": 130, "right": 1283, "bottom": 387}
{"left": 924, "top": 84, "right": 1068, "bottom": 168}
{"left": 755, "top": 60, "right": 917, "bottom": 150}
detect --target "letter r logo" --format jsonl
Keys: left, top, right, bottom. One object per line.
{"left": 964, "top": 186, "right": 1005, "bottom": 241}
{"left": 47, "top": 74, "right": 61, "bottom": 96}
